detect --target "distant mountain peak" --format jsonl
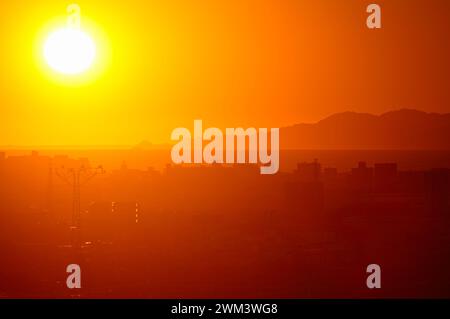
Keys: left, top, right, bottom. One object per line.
{"left": 133, "top": 140, "right": 171, "bottom": 150}
{"left": 281, "top": 109, "right": 450, "bottom": 150}
{"left": 318, "top": 111, "right": 376, "bottom": 125}
{"left": 134, "top": 140, "right": 153, "bottom": 150}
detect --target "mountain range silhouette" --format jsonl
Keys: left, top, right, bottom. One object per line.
{"left": 281, "top": 109, "right": 450, "bottom": 150}
{"left": 134, "top": 109, "right": 450, "bottom": 150}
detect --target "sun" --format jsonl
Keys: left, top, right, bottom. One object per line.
{"left": 44, "top": 28, "right": 96, "bottom": 75}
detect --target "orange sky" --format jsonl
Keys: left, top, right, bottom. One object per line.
{"left": 0, "top": 0, "right": 449, "bottom": 146}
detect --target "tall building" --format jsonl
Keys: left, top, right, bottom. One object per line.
{"left": 295, "top": 159, "right": 322, "bottom": 182}
{"left": 425, "top": 169, "right": 450, "bottom": 216}
{"left": 350, "top": 162, "right": 373, "bottom": 193}
{"left": 374, "top": 163, "right": 398, "bottom": 192}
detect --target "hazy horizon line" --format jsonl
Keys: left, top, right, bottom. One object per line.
{"left": 1, "top": 108, "right": 448, "bottom": 150}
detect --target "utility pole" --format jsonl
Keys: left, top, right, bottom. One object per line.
{"left": 56, "top": 165, "right": 104, "bottom": 248}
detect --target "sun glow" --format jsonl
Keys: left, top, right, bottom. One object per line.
{"left": 44, "top": 28, "right": 96, "bottom": 75}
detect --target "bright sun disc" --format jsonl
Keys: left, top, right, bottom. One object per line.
{"left": 44, "top": 28, "right": 96, "bottom": 75}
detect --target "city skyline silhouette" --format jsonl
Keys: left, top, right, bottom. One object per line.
{"left": 1, "top": 0, "right": 450, "bottom": 301}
